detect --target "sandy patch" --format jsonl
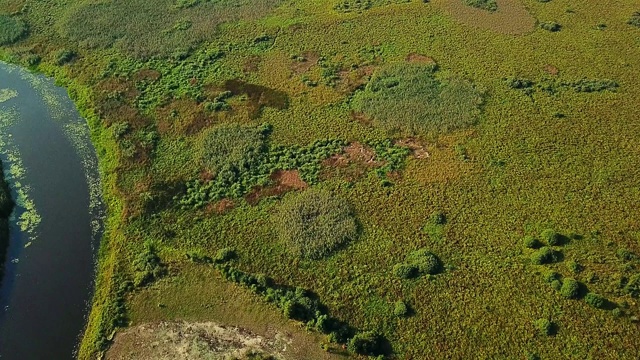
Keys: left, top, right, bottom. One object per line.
{"left": 106, "top": 321, "right": 288, "bottom": 360}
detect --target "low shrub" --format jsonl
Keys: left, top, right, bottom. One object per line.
{"left": 624, "top": 274, "right": 640, "bottom": 298}
{"left": 132, "top": 241, "right": 167, "bottom": 287}
{"left": 570, "top": 79, "right": 618, "bottom": 93}
{"left": 534, "top": 319, "right": 556, "bottom": 336}
{"left": 566, "top": 260, "right": 583, "bottom": 274}
{"left": 523, "top": 236, "right": 542, "bottom": 249}
{"left": 463, "top": 0, "right": 497, "bottom": 12}
{"left": 560, "top": 278, "right": 581, "bottom": 299}
{"left": 0, "top": 15, "right": 28, "bottom": 46}
{"left": 215, "top": 248, "right": 237, "bottom": 263}
{"left": 430, "top": 211, "right": 447, "bottom": 225}
{"left": 347, "top": 331, "right": 383, "bottom": 356}
{"left": 531, "top": 247, "right": 561, "bottom": 265}
{"left": 393, "top": 300, "right": 409, "bottom": 317}
{"left": 585, "top": 293, "right": 606, "bottom": 309}
{"left": 628, "top": 12, "right": 640, "bottom": 28}
{"left": 56, "top": 49, "right": 77, "bottom": 65}
{"left": 540, "top": 21, "right": 562, "bottom": 32}
{"left": 616, "top": 248, "right": 637, "bottom": 262}
{"left": 541, "top": 228, "right": 561, "bottom": 246}
{"left": 276, "top": 189, "right": 358, "bottom": 259}
{"left": 542, "top": 270, "right": 561, "bottom": 284}
{"left": 393, "top": 263, "right": 418, "bottom": 279}
{"left": 408, "top": 249, "right": 442, "bottom": 275}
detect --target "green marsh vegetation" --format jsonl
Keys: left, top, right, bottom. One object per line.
{"left": 2, "top": 0, "right": 640, "bottom": 358}
{"left": 0, "top": 15, "right": 27, "bottom": 46}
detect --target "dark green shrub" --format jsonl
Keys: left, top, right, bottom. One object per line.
{"left": 566, "top": 260, "right": 583, "bottom": 274}
{"left": 550, "top": 279, "right": 562, "bottom": 291}
{"left": 541, "top": 228, "right": 561, "bottom": 245}
{"left": 585, "top": 293, "right": 606, "bottom": 309}
{"left": 408, "top": 249, "right": 442, "bottom": 275}
{"left": 463, "top": 0, "right": 497, "bottom": 12}
{"left": 542, "top": 270, "right": 561, "bottom": 284}
{"left": 133, "top": 241, "right": 167, "bottom": 287}
{"left": 560, "top": 278, "right": 581, "bottom": 299}
{"left": 0, "top": 15, "right": 28, "bottom": 46}
{"left": 570, "top": 79, "right": 618, "bottom": 93}
{"left": 393, "top": 300, "right": 409, "bottom": 317}
{"left": 393, "top": 263, "right": 418, "bottom": 279}
{"left": 624, "top": 274, "right": 640, "bottom": 298}
{"left": 430, "top": 211, "right": 447, "bottom": 225}
{"left": 276, "top": 189, "right": 357, "bottom": 259}
{"left": 534, "top": 319, "right": 556, "bottom": 336}
{"left": 506, "top": 78, "right": 534, "bottom": 89}
{"left": 540, "top": 21, "right": 562, "bottom": 32}
{"left": 628, "top": 12, "right": 640, "bottom": 28}
{"left": 214, "top": 248, "right": 236, "bottom": 263}
{"left": 56, "top": 49, "right": 77, "bottom": 65}
{"left": 347, "top": 331, "right": 383, "bottom": 356}
{"left": 523, "top": 236, "right": 542, "bottom": 249}
{"left": 531, "top": 247, "right": 561, "bottom": 265}
{"left": 616, "top": 248, "right": 637, "bottom": 262}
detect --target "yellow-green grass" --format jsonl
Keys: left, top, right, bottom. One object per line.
{"left": 1, "top": 0, "right": 640, "bottom": 359}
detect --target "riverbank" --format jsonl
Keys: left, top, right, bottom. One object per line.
{"left": 0, "top": 159, "right": 14, "bottom": 283}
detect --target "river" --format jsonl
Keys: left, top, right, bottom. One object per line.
{"left": 0, "top": 62, "right": 104, "bottom": 359}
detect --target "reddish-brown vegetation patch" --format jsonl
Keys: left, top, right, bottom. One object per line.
{"left": 155, "top": 99, "right": 213, "bottom": 135}
{"left": 544, "top": 64, "right": 559, "bottom": 76}
{"left": 132, "top": 69, "right": 161, "bottom": 82}
{"left": 291, "top": 51, "right": 320, "bottom": 74}
{"left": 245, "top": 170, "right": 307, "bottom": 205}
{"left": 406, "top": 53, "right": 437, "bottom": 66}
{"left": 206, "top": 198, "right": 235, "bottom": 215}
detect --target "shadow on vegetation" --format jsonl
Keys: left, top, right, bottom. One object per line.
{"left": 223, "top": 80, "right": 288, "bottom": 119}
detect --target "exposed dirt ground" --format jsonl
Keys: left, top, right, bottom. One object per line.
{"left": 106, "top": 321, "right": 287, "bottom": 360}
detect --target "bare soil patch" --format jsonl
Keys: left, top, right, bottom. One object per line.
{"left": 106, "top": 321, "right": 286, "bottom": 360}
{"left": 245, "top": 170, "right": 307, "bottom": 205}
{"left": 206, "top": 198, "right": 235, "bottom": 215}
{"left": 396, "top": 138, "right": 430, "bottom": 159}
{"left": 435, "top": 0, "right": 535, "bottom": 35}
{"left": 290, "top": 51, "right": 319, "bottom": 74}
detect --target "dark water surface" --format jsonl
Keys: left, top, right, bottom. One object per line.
{"left": 0, "top": 62, "right": 104, "bottom": 359}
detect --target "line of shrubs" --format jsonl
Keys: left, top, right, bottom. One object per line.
{"left": 506, "top": 77, "right": 619, "bottom": 95}
{"left": 197, "top": 251, "right": 388, "bottom": 357}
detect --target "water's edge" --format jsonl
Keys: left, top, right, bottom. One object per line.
{"left": 0, "top": 61, "right": 106, "bottom": 359}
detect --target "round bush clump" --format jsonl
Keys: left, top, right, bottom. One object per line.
{"left": 408, "top": 249, "right": 442, "bottom": 275}
{"left": 585, "top": 293, "right": 606, "bottom": 309}
{"left": 276, "top": 189, "right": 358, "bottom": 259}
{"left": 531, "top": 247, "right": 561, "bottom": 265}
{"left": 347, "top": 331, "right": 382, "bottom": 356}
{"left": 560, "top": 278, "right": 581, "bottom": 299}
{"left": 534, "top": 318, "right": 556, "bottom": 336}
{"left": 624, "top": 274, "right": 640, "bottom": 298}
{"left": 541, "top": 228, "right": 561, "bottom": 246}
{"left": 0, "top": 15, "right": 28, "bottom": 46}
{"left": 540, "top": 21, "right": 562, "bottom": 32}
{"left": 393, "top": 263, "right": 418, "bottom": 279}
{"left": 393, "top": 300, "right": 409, "bottom": 317}
{"left": 542, "top": 270, "right": 561, "bottom": 284}
{"left": 523, "top": 236, "right": 542, "bottom": 249}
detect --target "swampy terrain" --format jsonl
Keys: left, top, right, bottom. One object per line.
{"left": 1, "top": 0, "right": 640, "bottom": 359}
